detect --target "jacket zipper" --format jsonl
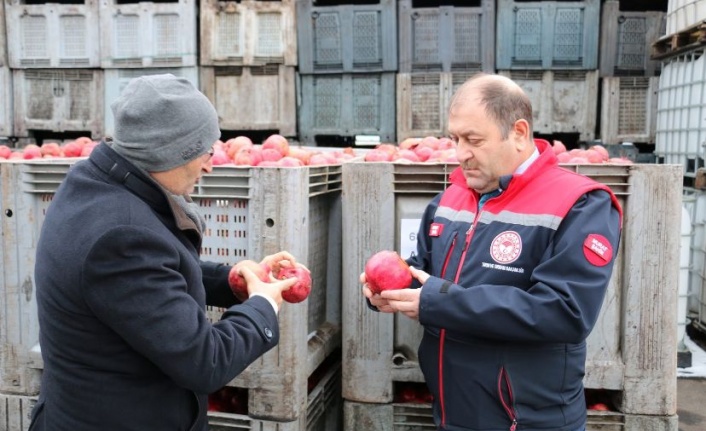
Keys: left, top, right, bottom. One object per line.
{"left": 454, "top": 224, "right": 475, "bottom": 282}
{"left": 498, "top": 367, "right": 519, "bottom": 431}
{"left": 437, "top": 233, "right": 457, "bottom": 428}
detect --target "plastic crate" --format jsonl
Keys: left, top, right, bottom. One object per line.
{"left": 496, "top": 0, "right": 600, "bottom": 70}
{"left": 298, "top": 72, "right": 396, "bottom": 144}
{"left": 296, "top": 0, "right": 397, "bottom": 74}
{"left": 0, "top": 393, "right": 37, "bottom": 431}
{"left": 397, "top": 0, "right": 495, "bottom": 73}
{"left": 200, "top": 0, "right": 297, "bottom": 67}
{"left": 0, "top": 0, "right": 6, "bottom": 67}
{"left": 499, "top": 69, "right": 599, "bottom": 141}
{"left": 655, "top": 48, "right": 706, "bottom": 182}
{"left": 99, "top": 0, "right": 197, "bottom": 68}
{"left": 208, "top": 359, "right": 342, "bottom": 430}
{"left": 666, "top": 0, "right": 706, "bottom": 35}
{"left": 12, "top": 69, "right": 104, "bottom": 139}
{"left": 0, "top": 67, "right": 11, "bottom": 137}
{"left": 342, "top": 400, "right": 678, "bottom": 431}
{"left": 600, "top": 76, "right": 660, "bottom": 145}
{"left": 0, "top": 160, "right": 343, "bottom": 421}
{"left": 396, "top": 72, "right": 475, "bottom": 141}
{"left": 200, "top": 65, "right": 296, "bottom": 136}
{"left": 104, "top": 67, "right": 199, "bottom": 138}
{"left": 599, "top": 1, "right": 665, "bottom": 77}
{"left": 5, "top": 1, "right": 100, "bottom": 68}
{"left": 341, "top": 162, "right": 682, "bottom": 417}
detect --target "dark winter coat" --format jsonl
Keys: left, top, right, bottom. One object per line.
{"left": 408, "top": 141, "right": 623, "bottom": 431}
{"left": 29, "top": 142, "right": 279, "bottom": 431}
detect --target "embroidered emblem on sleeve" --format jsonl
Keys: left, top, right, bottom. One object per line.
{"left": 490, "top": 231, "right": 522, "bottom": 264}
{"left": 583, "top": 234, "right": 613, "bottom": 266}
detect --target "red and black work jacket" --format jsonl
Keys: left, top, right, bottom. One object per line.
{"left": 408, "top": 141, "right": 623, "bottom": 431}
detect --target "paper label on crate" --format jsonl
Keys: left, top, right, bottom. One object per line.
{"left": 400, "top": 218, "right": 422, "bottom": 259}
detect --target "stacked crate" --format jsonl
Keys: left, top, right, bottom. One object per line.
{"left": 341, "top": 162, "right": 682, "bottom": 431}
{"left": 496, "top": 0, "right": 600, "bottom": 142}
{"left": 296, "top": 0, "right": 397, "bottom": 145}
{"left": 0, "top": 0, "right": 10, "bottom": 138}
{"left": 396, "top": 0, "right": 495, "bottom": 142}
{"left": 5, "top": 0, "right": 103, "bottom": 139}
{"left": 199, "top": 0, "right": 297, "bottom": 137}
{"left": 102, "top": 0, "right": 199, "bottom": 138}
{"left": 0, "top": 158, "right": 343, "bottom": 430}
{"left": 599, "top": 0, "right": 665, "bottom": 146}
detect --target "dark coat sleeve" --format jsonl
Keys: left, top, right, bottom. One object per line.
{"left": 419, "top": 190, "right": 622, "bottom": 343}
{"left": 201, "top": 260, "right": 239, "bottom": 308}
{"left": 81, "top": 225, "right": 279, "bottom": 394}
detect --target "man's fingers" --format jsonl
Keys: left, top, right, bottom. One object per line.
{"left": 276, "top": 277, "right": 298, "bottom": 291}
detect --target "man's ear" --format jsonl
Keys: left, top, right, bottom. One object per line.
{"left": 512, "top": 119, "right": 531, "bottom": 150}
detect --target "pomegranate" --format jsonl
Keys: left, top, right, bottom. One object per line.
{"left": 228, "top": 260, "right": 271, "bottom": 301}
{"left": 364, "top": 250, "right": 412, "bottom": 294}
{"left": 277, "top": 264, "right": 312, "bottom": 303}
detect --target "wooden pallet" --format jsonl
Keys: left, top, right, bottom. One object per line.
{"left": 651, "top": 20, "right": 706, "bottom": 60}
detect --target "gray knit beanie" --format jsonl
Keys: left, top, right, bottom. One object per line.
{"left": 110, "top": 74, "right": 221, "bottom": 172}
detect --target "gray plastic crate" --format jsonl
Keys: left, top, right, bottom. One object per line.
{"left": 100, "top": 0, "right": 197, "bottom": 68}
{"left": 341, "top": 162, "right": 682, "bottom": 417}
{"left": 104, "top": 67, "right": 199, "bottom": 138}
{"left": 208, "top": 360, "right": 342, "bottom": 431}
{"left": 0, "top": 161, "right": 342, "bottom": 420}
{"left": 5, "top": 0, "right": 100, "bottom": 68}
{"left": 499, "top": 69, "right": 598, "bottom": 141}
{"left": 200, "top": 0, "right": 297, "bottom": 67}
{"left": 0, "top": 0, "right": 6, "bottom": 67}
{"left": 296, "top": 0, "right": 397, "bottom": 74}
{"left": 397, "top": 0, "right": 495, "bottom": 73}
{"left": 599, "top": 1, "right": 665, "bottom": 77}
{"left": 655, "top": 48, "right": 706, "bottom": 183}
{"left": 600, "top": 76, "right": 660, "bottom": 145}
{"left": 496, "top": 0, "right": 600, "bottom": 70}
{"left": 342, "top": 400, "right": 678, "bottom": 431}
{"left": 396, "top": 72, "right": 475, "bottom": 141}
{"left": 200, "top": 65, "right": 296, "bottom": 136}
{"left": 0, "top": 67, "right": 11, "bottom": 137}
{"left": 0, "top": 393, "right": 37, "bottom": 431}
{"left": 298, "top": 72, "right": 396, "bottom": 144}
{"left": 12, "top": 69, "right": 104, "bottom": 139}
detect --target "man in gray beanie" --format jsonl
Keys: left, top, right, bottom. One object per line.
{"left": 30, "top": 73, "right": 301, "bottom": 431}
{"left": 111, "top": 74, "right": 221, "bottom": 175}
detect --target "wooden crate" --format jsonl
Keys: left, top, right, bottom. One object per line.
{"left": 0, "top": 67, "right": 11, "bottom": 137}
{"left": 12, "top": 69, "right": 104, "bottom": 139}
{"left": 396, "top": 72, "right": 475, "bottom": 141}
{"left": 200, "top": 0, "right": 297, "bottom": 67}
{"left": 397, "top": 0, "right": 495, "bottom": 73}
{"left": 599, "top": 1, "right": 665, "bottom": 77}
{"left": 600, "top": 76, "right": 659, "bottom": 145}
{"left": 200, "top": 65, "right": 296, "bottom": 136}
{"left": 342, "top": 400, "right": 678, "bottom": 431}
{"left": 499, "top": 69, "right": 599, "bottom": 141}
{"left": 5, "top": 0, "right": 100, "bottom": 68}
{"left": 0, "top": 160, "right": 342, "bottom": 423}
{"left": 341, "top": 163, "right": 681, "bottom": 417}
{"left": 99, "top": 0, "right": 197, "bottom": 68}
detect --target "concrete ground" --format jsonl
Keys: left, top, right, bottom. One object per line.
{"left": 678, "top": 378, "right": 706, "bottom": 431}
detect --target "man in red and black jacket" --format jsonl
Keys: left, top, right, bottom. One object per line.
{"left": 363, "top": 73, "right": 622, "bottom": 431}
